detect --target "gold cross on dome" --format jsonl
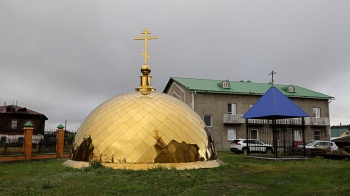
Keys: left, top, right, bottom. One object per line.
{"left": 134, "top": 28, "right": 158, "bottom": 65}
{"left": 269, "top": 70, "right": 277, "bottom": 86}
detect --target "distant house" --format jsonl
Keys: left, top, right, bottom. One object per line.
{"left": 0, "top": 104, "right": 48, "bottom": 135}
{"left": 163, "top": 77, "right": 334, "bottom": 151}
{"left": 331, "top": 127, "right": 350, "bottom": 139}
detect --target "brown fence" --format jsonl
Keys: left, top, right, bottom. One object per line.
{"left": 0, "top": 125, "right": 71, "bottom": 162}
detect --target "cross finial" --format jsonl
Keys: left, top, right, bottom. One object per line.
{"left": 134, "top": 28, "right": 158, "bottom": 95}
{"left": 269, "top": 70, "right": 277, "bottom": 86}
{"left": 134, "top": 28, "right": 158, "bottom": 65}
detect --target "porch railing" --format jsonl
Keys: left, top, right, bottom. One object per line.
{"left": 223, "top": 114, "right": 330, "bottom": 126}
{"left": 223, "top": 114, "right": 245, "bottom": 124}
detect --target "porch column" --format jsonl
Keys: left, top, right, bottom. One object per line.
{"left": 23, "top": 122, "right": 34, "bottom": 160}
{"left": 302, "top": 117, "right": 306, "bottom": 158}
{"left": 272, "top": 119, "right": 278, "bottom": 158}
{"left": 245, "top": 119, "right": 249, "bottom": 156}
{"left": 56, "top": 124, "right": 65, "bottom": 158}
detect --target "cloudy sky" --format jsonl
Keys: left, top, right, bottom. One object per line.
{"left": 1, "top": 1, "right": 349, "bottom": 130}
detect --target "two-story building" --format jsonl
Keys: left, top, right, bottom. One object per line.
{"left": 0, "top": 104, "right": 48, "bottom": 135}
{"left": 163, "top": 77, "right": 334, "bottom": 151}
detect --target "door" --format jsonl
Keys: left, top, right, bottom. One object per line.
{"left": 228, "top": 103, "right": 236, "bottom": 115}
{"left": 313, "top": 107, "right": 320, "bottom": 124}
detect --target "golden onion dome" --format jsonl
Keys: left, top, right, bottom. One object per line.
{"left": 72, "top": 92, "right": 216, "bottom": 163}
{"left": 70, "top": 28, "right": 216, "bottom": 167}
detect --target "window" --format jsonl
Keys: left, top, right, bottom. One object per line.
{"left": 314, "top": 130, "right": 321, "bottom": 140}
{"left": 221, "top": 80, "right": 231, "bottom": 89}
{"left": 313, "top": 107, "right": 321, "bottom": 118}
{"left": 294, "top": 130, "right": 301, "bottom": 141}
{"left": 287, "top": 85, "right": 295, "bottom": 93}
{"left": 227, "top": 103, "right": 236, "bottom": 115}
{"left": 228, "top": 129, "right": 236, "bottom": 140}
{"left": 250, "top": 129, "right": 258, "bottom": 139}
{"left": 11, "top": 120, "right": 17, "bottom": 129}
{"left": 204, "top": 115, "right": 212, "bottom": 127}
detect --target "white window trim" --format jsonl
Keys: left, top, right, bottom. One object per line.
{"left": 294, "top": 130, "right": 302, "bottom": 141}
{"left": 169, "top": 82, "right": 185, "bottom": 102}
{"left": 221, "top": 81, "right": 231, "bottom": 89}
{"left": 228, "top": 129, "right": 236, "bottom": 141}
{"left": 11, "top": 120, "right": 18, "bottom": 129}
{"left": 313, "top": 107, "right": 321, "bottom": 118}
{"left": 228, "top": 103, "right": 237, "bottom": 115}
{"left": 171, "top": 91, "right": 181, "bottom": 100}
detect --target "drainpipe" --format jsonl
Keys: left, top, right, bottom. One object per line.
{"left": 191, "top": 91, "right": 196, "bottom": 110}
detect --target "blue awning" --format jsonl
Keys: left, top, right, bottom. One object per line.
{"left": 242, "top": 87, "right": 309, "bottom": 119}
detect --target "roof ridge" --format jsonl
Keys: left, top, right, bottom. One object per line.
{"left": 0, "top": 104, "right": 47, "bottom": 117}
{"left": 172, "top": 77, "right": 305, "bottom": 86}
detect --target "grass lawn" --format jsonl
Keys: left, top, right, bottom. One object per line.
{"left": 0, "top": 151, "right": 349, "bottom": 195}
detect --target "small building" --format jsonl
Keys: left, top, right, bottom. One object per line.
{"left": 0, "top": 104, "right": 48, "bottom": 135}
{"left": 331, "top": 127, "right": 349, "bottom": 140}
{"left": 163, "top": 77, "right": 334, "bottom": 151}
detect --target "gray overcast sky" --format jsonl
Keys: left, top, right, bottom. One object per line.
{"left": 1, "top": 1, "right": 349, "bottom": 129}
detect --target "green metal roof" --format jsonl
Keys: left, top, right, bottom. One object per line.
{"left": 164, "top": 77, "right": 334, "bottom": 100}
{"left": 331, "top": 128, "right": 348, "bottom": 137}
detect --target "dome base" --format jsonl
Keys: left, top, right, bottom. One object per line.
{"left": 64, "top": 159, "right": 223, "bottom": 170}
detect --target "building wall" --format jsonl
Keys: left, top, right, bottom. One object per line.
{"left": 0, "top": 114, "right": 46, "bottom": 134}
{"left": 166, "top": 81, "right": 193, "bottom": 107}
{"left": 166, "top": 81, "right": 331, "bottom": 151}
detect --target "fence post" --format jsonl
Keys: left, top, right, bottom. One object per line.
{"left": 56, "top": 124, "right": 65, "bottom": 158}
{"left": 23, "top": 122, "right": 34, "bottom": 160}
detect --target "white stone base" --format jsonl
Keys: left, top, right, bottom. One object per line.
{"left": 63, "top": 159, "right": 223, "bottom": 170}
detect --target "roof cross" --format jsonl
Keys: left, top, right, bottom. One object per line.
{"left": 269, "top": 70, "right": 277, "bottom": 86}
{"left": 134, "top": 28, "right": 158, "bottom": 65}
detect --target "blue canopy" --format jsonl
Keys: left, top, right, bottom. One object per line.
{"left": 242, "top": 87, "right": 309, "bottom": 119}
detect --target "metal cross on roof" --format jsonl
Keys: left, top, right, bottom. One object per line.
{"left": 134, "top": 28, "right": 158, "bottom": 65}
{"left": 269, "top": 70, "right": 277, "bottom": 86}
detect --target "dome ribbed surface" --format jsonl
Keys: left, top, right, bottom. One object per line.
{"left": 73, "top": 92, "right": 215, "bottom": 163}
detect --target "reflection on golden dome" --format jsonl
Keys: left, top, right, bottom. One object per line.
{"left": 72, "top": 92, "right": 216, "bottom": 163}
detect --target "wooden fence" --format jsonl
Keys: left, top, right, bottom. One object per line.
{"left": 0, "top": 124, "right": 72, "bottom": 162}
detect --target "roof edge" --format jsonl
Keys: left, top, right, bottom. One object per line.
{"left": 164, "top": 77, "right": 334, "bottom": 100}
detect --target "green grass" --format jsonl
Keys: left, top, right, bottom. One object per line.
{"left": 1, "top": 151, "right": 350, "bottom": 195}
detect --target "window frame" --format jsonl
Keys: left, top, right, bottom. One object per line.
{"left": 294, "top": 130, "right": 302, "bottom": 141}
{"left": 227, "top": 129, "right": 236, "bottom": 141}
{"left": 314, "top": 130, "right": 321, "bottom": 140}
{"left": 203, "top": 115, "right": 213, "bottom": 127}
{"left": 313, "top": 107, "right": 321, "bottom": 118}
{"left": 250, "top": 129, "right": 259, "bottom": 140}
{"left": 11, "top": 120, "right": 18, "bottom": 129}
{"left": 227, "top": 103, "right": 237, "bottom": 115}
{"left": 221, "top": 80, "right": 231, "bottom": 89}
